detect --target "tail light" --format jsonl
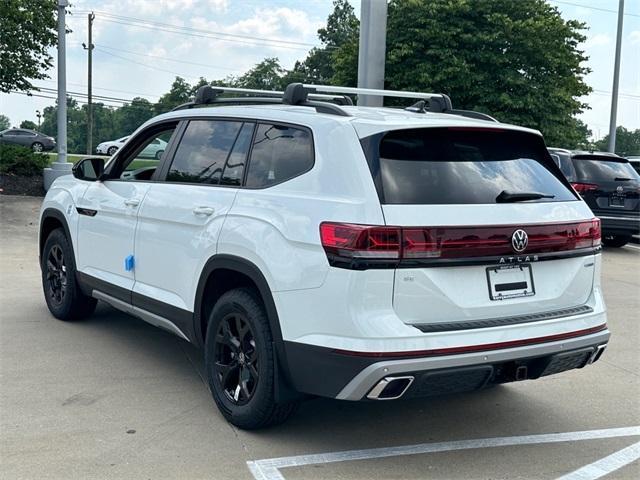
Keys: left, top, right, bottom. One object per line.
{"left": 571, "top": 182, "right": 598, "bottom": 193}
{"left": 320, "top": 220, "right": 601, "bottom": 268}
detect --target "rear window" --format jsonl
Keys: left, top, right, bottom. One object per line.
{"left": 572, "top": 157, "right": 639, "bottom": 182}
{"left": 364, "top": 128, "right": 575, "bottom": 205}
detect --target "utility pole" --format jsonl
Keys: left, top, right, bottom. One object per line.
{"left": 44, "top": 0, "right": 73, "bottom": 191}
{"left": 83, "top": 12, "right": 95, "bottom": 155}
{"left": 608, "top": 0, "right": 624, "bottom": 153}
{"left": 357, "top": 0, "right": 388, "bottom": 107}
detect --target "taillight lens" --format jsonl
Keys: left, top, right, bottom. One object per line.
{"left": 320, "top": 220, "right": 601, "bottom": 267}
{"left": 319, "top": 223, "right": 401, "bottom": 259}
{"left": 571, "top": 182, "right": 598, "bottom": 193}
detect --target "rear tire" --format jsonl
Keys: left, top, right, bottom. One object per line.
{"left": 602, "top": 235, "right": 631, "bottom": 248}
{"left": 204, "top": 288, "right": 298, "bottom": 429}
{"left": 41, "top": 228, "right": 97, "bottom": 320}
{"left": 155, "top": 149, "right": 164, "bottom": 160}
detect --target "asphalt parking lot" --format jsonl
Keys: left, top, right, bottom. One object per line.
{"left": 1, "top": 195, "right": 639, "bottom": 480}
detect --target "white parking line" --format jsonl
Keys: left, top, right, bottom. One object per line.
{"left": 625, "top": 244, "right": 640, "bottom": 251}
{"left": 557, "top": 440, "right": 640, "bottom": 480}
{"left": 246, "top": 426, "right": 640, "bottom": 480}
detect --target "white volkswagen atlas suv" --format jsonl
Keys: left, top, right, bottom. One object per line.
{"left": 39, "top": 83, "right": 609, "bottom": 429}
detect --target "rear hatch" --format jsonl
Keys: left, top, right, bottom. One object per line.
{"left": 360, "top": 127, "right": 601, "bottom": 329}
{"left": 570, "top": 155, "right": 640, "bottom": 218}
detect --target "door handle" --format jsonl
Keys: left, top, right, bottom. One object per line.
{"left": 193, "top": 206, "right": 215, "bottom": 216}
{"left": 124, "top": 198, "right": 140, "bottom": 207}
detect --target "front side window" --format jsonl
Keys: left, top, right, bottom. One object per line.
{"left": 245, "top": 123, "right": 313, "bottom": 188}
{"left": 167, "top": 120, "right": 245, "bottom": 184}
{"left": 117, "top": 126, "right": 176, "bottom": 181}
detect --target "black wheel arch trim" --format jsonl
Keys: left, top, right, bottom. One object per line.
{"left": 40, "top": 208, "right": 73, "bottom": 261}
{"left": 194, "top": 254, "right": 301, "bottom": 402}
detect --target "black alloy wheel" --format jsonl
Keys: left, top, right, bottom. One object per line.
{"left": 45, "top": 244, "right": 67, "bottom": 306}
{"left": 213, "top": 312, "right": 259, "bottom": 405}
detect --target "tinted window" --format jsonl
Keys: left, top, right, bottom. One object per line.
{"left": 221, "top": 123, "right": 253, "bottom": 186}
{"left": 246, "top": 123, "right": 313, "bottom": 188}
{"left": 370, "top": 128, "right": 575, "bottom": 204}
{"left": 168, "top": 120, "right": 243, "bottom": 184}
{"left": 572, "top": 158, "right": 639, "bottom": 182}
{"left": 550, "top": 152, "right": 577, "bottom": 181}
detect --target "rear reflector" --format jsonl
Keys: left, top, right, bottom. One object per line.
{"left": 571, "top": 182, "right": 599, "bottom": 193}
{"left": 320, "top": 219, "right": 601, "bottom": 266}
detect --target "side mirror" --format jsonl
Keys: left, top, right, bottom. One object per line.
{"left": 72, "top": 157, "right": 105, "bottom": 181}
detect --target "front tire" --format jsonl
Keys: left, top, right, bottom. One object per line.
{"left": 107, "top": 146, "right": 118, "bottom": 156}
{"left": 602, "top": 234, "right": 631, "bottom": 248}
{"left": 155, "top": 149, "right": 164, "bottom": 160}
{"left": 204, "top": 288, "right": 298, "bottom": 429}
{"left": 32, "top": 142, "right": 44, "bottom": 152}
{"left": 41, "top": 228, "right": 97, "bottom": 320}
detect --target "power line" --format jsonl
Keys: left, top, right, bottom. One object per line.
{"left": 549, "top": 0, "right": 640, "bottom": 17}
{"left": 94, "top": 47, "right": 201, "bottom": 80}
{"left": 85, "top": 14, "right": 320, "bottom": 52}
{"left": 39, "top": 78, "right": 162, "bottom": 98}
{"left": 94, "top": 44, "right": 243, "bottom": 73}
{"left": 84, "top": 10, "right": 326, "bottom": 48}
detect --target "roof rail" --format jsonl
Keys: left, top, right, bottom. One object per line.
{"left": 171, "top": 84, "right": 353, "bottom": 114}
{"left": 301, "top": 84, "right": 453, "bottom": 112}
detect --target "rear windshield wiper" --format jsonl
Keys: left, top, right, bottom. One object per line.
{"left": 614, "top": 177, "right": 632, "bottom": 181}
{"left": 496, "top": 190, "right": 555, "bottom": 203}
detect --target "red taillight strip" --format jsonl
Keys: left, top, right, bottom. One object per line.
{"left": 332, "top": 324, "right": 608, "bottom": 358}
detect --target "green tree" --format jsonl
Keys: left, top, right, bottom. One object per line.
{"left": 0, "top": 114, "right": 10, "bottom": 129}
{"left": 594, "top": 127, "right": 640, "bottom": 156}
{"left": 114, "top": 98, "right": 155, "bottom": 137}
{"left": 286, "top": 0, "right": 359, "bottom": 84}
{"left": 19, "top": 120, "right": 37, "bottom": 130}
{"left": 154, "top": 77, "right": 192, "bottom": 114}
{"left": 233, "top": 58, "right": 286, "bottom": 90}
{"left": 332, "top": 0, "right": 592, "bottom": 146}
{"left": 0, "top": 0, "right": 57, "bottom": 93}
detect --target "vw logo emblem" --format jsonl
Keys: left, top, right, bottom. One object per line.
{"left": 511, "top": 229, "right": 528, "bottom": 253}
{"left": 616, "top": 186, "right": 624, "bottom": 193}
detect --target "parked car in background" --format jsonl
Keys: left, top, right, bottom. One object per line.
{"left": 96, "top": 136, "right": 167, "bottom": 159}
{"left": 627, "top": 156, "right": 640, "bottom": 175}
{"left": 548, "top": 148, "right": 640, "bottom": 247}
{"left": 0, "top": 128, "right": 56, "bottom": 152}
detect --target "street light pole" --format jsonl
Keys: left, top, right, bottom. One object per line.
{"left": 84, "top": 12, "right": 95, "bottom": 155}
{"left": 357, "top": 0, "right": 388, "bottom": 107}
{"left": 607, "top": 0, "right": 625, "bottom": 153}
{"left": 44, "top": 0, "right": 73, "bottom": 191}
{"left": 36, "top": 110, "right": 41, "bottom": 130}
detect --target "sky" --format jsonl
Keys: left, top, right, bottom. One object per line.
{"left": 1, "top": 0, "right": 639, "bottom": 142}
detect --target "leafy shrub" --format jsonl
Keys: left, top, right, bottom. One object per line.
{"left": 0, "top": 145, "right": 49, "bottom": 176}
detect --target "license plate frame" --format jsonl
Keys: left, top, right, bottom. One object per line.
{"left": 609, "top": 194, "right": 626, "bottom": 207}
{"left": 486, "top": 264, "right": 535, "bottom": 301}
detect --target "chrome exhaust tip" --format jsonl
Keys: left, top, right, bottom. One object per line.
{"left": 367, "top": 376, "right": 414, "bottom": 400}
{"left": 588, "top": 344, "right": 607, "bottom": 365}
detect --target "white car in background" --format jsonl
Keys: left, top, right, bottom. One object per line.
{"left": 96, "top": 136, "right": 167, "bottom": 159}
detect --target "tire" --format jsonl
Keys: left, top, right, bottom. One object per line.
{"left": 602, "top": 235, "right": 631, "bottom": 248}
{"left": 32, "top": 142, "right": 44, "bottom": 152}
{"left": 41, "top": 228, "right": 97, "bottom": 321}
{"left": 155, "top": 149, "right": 164, "bottom": 160}
{"left": 107, "top": 146, "right": 118, "bottom": 156}
{"left": 204, "top": 288, "right": 298, "bottom": 429}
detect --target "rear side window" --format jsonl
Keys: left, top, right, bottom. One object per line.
{"left": 572, "top": 157, "right": 639, "bottom": 182}
{"left": 245, "top": 123, "right": 313, "bottom": 188}
{"left": 167, "top": 120, "right": 244, "bottom": 184}
{"left": 550, "top": 152, "right": 577, "bottom": 181}
{"left": 364, "top": 128, "right": 575, "bottom": 204}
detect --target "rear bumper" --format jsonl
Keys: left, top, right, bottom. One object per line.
{"left": 283, "top": 327, "right": 610, "bottom": 401}
{"left": 598, "top": 215, "right": 640, "bottom": 236}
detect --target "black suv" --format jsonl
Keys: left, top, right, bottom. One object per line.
{"left": 548, "top": 148, "right": 640, "bottom": 247}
